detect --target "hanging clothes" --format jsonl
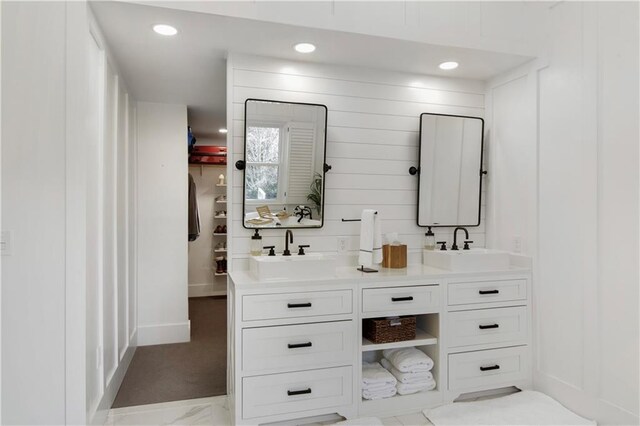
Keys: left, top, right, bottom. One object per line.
{"left": 188, "top": 173, "right": 200, "bottom": 241}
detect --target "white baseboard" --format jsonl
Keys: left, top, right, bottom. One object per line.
{"left": 137, "top": 321, "right": 190, "bottom": 346}
{"left": 534, "top": 371, "right": 639, "bottom": 425}
{"left": 188, "top": 282, "right": 226, "bottom": 298}
{"left": 90, "top": 341, "right": 136, "bottom": 425}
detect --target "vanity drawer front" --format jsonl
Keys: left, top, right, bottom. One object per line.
{"left": 242, "top": 290, "right": 352, "bottom": 321}
{"left": 448, "top": 306, "right": 528, "bottom": 348}
{"left": 242, "top": 321, "right": 353, "bottom": 372}
{"left": 242, "top": 366, "right": 353, "bottom": 419}
{"left": 448, "top": 279, "right": 527, "bottom": 306}
{"left": 362, "top": 285, "right": 439, "bottom": 315}
{"left": 448, "top": 346, "right": 528, "bottom": 391}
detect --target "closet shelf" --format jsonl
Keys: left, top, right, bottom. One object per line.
{"left": 213, "top": 233, "right": 227, "bottom": 236}
{"left": 214, "top": 249, "right": 227, "bottom": 253}
{"left": 214, "top": 216, "right": 227, "bottom": 219}
{"left": 214, "top": 272, "right": 228, "bottom": 276}
{"left": 216, "top": 200, "right": 227, "bottom": 204}
{"left": 216, "top": 184, "right": 227, "bottom": 187}
{"left": 361, "top": 328, "right": 437, "bottom": 352}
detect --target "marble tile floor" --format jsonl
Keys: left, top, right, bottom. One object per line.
{"left": 106, "top": 395, "right": 433, "bottom": 426}
{"left": 107, "top": 387, "right": 523, "bottom": 426}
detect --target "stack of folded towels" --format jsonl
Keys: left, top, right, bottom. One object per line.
{"left": 381, "top": 347, "right": 436, "bottom": 395}
{"left": 361, "top": 361, "right": 397, "bottom": 400}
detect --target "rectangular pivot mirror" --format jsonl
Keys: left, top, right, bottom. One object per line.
{"left": 242, "top": 99, "right": 328, "bottom": 229}
{"left": 417, "top": 113, "right": 484, "bottom": 227}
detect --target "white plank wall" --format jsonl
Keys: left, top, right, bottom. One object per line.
{"left": 227, "top": 54, "right": 486, "bottom": 270}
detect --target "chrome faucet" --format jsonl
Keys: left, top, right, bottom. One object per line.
{"left": 451, "top": 227, "right": 469, "bottom": 251}
{"left": 283, "top": 230, "right": 294, "bottom": 256}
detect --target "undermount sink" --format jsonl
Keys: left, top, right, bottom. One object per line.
{"left": 249, "top": 253, "right": 337, "bottom": 281}
{"left": 423, "top": 248, "right": 510, "bottom": 272}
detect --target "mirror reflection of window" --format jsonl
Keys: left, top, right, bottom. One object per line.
{"left": 242, "top": 99, "right": 327, "bottom": 229}
{"left": 245, "top": 125, "right": 282, "bottom": 201}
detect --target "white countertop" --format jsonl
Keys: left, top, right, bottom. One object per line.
{"left": 229, "top": 254, "right": 532, "bottom": 290}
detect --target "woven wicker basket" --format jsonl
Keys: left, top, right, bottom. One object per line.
{"left": 363, "top": 316, "right": 416, "bottom": 344}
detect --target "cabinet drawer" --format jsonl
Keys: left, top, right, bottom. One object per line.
{"left": 448, "top": 346, "right": 528, "bottom": 391}
{"left": 242, "top": 321, "right": 354, "bottom": 372}
{"left": 362, "top": 285, "right": 439, "bottom": 315}
{"left": 242, "top": 290, "right": 352, "bottom": 321}
{"left": 242, "top": 366, "right": 352, "bottom": 419}
{"left": 448, "top": 306, "right": 528, "bottom": 348}
{"left": 448, "top": 279, "right": 526, "bottom": 306}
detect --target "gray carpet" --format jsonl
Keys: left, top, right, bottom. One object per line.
{"left": 112, "top": 296, "right": 227, "bottom": 408}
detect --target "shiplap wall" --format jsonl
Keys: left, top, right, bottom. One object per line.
{"left": 227, "top": 54, "right": 486, "bottom": 270}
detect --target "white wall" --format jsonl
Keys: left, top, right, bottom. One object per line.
{"left": 227, "top": 54, "right": 487, "bottom": 270}
{"left": 188, "top": 164, "right": 227, "bottom": 297}
{"left": 137, "top": 102, "right": 189, "bottom": 346}
{"left": 486, "top": 2, "right": 639, "bottom": 424}
{"left": 85, "top": 10, "right": 139, "bottom": 424}
{"left": 2, "top": 2, "right": 139, "bottom": 423}
{"left": 1, "top": 3, "right": 67, "bottom": 423}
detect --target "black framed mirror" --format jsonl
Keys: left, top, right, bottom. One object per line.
{"left": 240, "top": 99, "right": 328, "bottom": 229}
{"left": 416, "top": 113, "right": 485, "bottom": 227}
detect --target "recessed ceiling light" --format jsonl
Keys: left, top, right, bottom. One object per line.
{"left": 153, "top": 24, "right": 178, "bottom": 36}
{"left": 294, "top": 43, "right": 316, "bottom": 53}
{"left": 219, "top": 128, "right": 228, "bottom": 134}
{"left": 439, "top": 61, "right": 459, "bottom": 70}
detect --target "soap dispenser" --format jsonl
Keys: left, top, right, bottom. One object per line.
{"left": 424, "top": 227, "right": 436, "bottom": 251}
{"left": 250, "top": 229, "right": 262, "bottom": 256}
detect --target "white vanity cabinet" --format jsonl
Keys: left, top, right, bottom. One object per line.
{"left": 359, "top": 280, "right": 443, "bottom": 418}
{"left": 229, "top": 263, "right": 531, "bottom": 425}
{"left": 228, "top": 276, "right": 358, "bottom": 425}
{"left": 443, "top": 274, "right": 532, "bottom": 401}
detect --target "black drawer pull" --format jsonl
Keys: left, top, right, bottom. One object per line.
{"left": 287, "top": 302, "right": 312, "bottom": 308}
{"left": 391, "top": 296, "right": 414, "bottom": 302}
{"left": 480, "top": 364, "right": 500, "bottom": 371}
{"left": 478, "top": 289, "right": 499, "bottom": 295}
{"left": 287, "top": 388, "right": 312, "bottom": 396}
{"left": 479, "top": 324, "right": 500, "bottom": 330}
{"left": 288, "top": 342, "right": 312, "bottom": 349}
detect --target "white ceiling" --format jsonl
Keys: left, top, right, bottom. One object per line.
{"left": 91, "top": 1, "right": 534, "bottom": 142}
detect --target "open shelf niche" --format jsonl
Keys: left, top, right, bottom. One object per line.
{"left": 360, "top": 313, "right": 441, "bottom": 417}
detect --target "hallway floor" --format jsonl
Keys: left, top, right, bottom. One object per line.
{"left": 112, "top": 297, "right": 227, "bottom": 408}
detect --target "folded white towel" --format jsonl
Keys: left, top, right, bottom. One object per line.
{"left": 362, "top": 381, "right": 395, "bottom": 392}
{"left": 362, "top": 361, "right": 397, "bottom": 387}
{"left": 397, "top": 379, "right": 436, "bottom": 395}
{"left": 362, "top": 385, "right": 397, "bottom": 400}
{"left": 358, "top": 210, "right": 382, "bottom": 267}
{"left": 381, "top": 358, "right": 434, "bottom": 384}
{"left": 382, "top": 347, "right": 434, "bottom": 373}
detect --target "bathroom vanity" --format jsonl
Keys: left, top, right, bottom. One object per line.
{"left": 227, "top": 256, "right": 532, "bottom": 425}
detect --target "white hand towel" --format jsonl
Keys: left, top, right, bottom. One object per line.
{"left": 358, "top": 210, "right": 382, "bottom": 267}
{"left": 362, "top": 385, "right": 397, "bottom": 400}
{"left": 373, "top": 212, "right": 382, "bottom": 264}
{"left": 382, "top": 347, "right": 434, "bottom": 373}
{"left": 397, "top": 379, "right": 436, "bottom": 395}
{"left": 381, "top": 358, "right": 433, "bottom": 384}
{"left": 362, "top": 361, "right": 397, "bottom": 387}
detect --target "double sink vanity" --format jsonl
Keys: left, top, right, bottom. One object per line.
{"left": 227, "top": 251, "right": 532, "bottom": 425}
{"left": 230, "top": 99, "right": 530, "bottom": 424}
